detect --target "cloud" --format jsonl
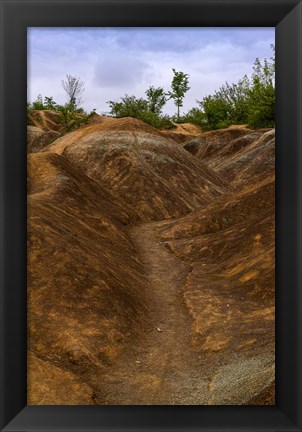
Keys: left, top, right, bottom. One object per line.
{"left": 109, "top": 27, "right": 274, "bottom": 55}
{"left": 93, "top": 55, "right": 152, "bottom": 89}
{"left": 111, "top": 28, "right": 202, "bottom": 53}
{"left": 28, "top": 27, "right": 275, "bottom": 115}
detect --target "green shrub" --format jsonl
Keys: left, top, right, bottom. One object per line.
{"left": 43, "top": 96, "right": 57, "bottom": 110}
{"left": 108, "top": 95, "right": 149, "bottom": 118}
{"left": 138, "top": 111, "right": 174, "bottom": 129}
{"left": 56, "top": 105, "right": 75, "bottom": 128}
{"left": 247, "top": 84, "right": 275, "bottom": 129}
{"left": 199, "top": 95, "right": 232, "bottom": 130}
{"left": 65, "top": 110, "right": 97, "bottom": 132}
{"left": 174, "top": 108, "right": 206, "bottom": 127}
{"left": 247, "top": 56, "right": 275, "bottom": 128}
{"left": 197, "top": 46, "right": 275, "bottom": 130}
{"left": 107, "top": 94, "right": 173, "bottom": 129}
{"left": 30, "top": 94, "right": 46, "bottom": 110}
{"left": 56, "top": 104, "right": 96, "bottom": 131}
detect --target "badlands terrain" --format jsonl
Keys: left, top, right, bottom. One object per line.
{"left": 27, "top": 111, "right": 275, "bottom": 405}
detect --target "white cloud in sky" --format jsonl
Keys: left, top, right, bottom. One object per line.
{"left": 93, "top": 55, "right": 152, "bottom": 89}
{"left": 28, "top": 27, "right": 275, "bottom": 115}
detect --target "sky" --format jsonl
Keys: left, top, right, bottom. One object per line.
{"left": 28, "top": 28, "right": 275, "bottom": 116}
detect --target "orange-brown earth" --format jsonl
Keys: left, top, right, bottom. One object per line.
{"left": 27, "top": 112, "right": 275, "bottom": 405}
{"left": 161, "top": 121, "right": 203, "bottom": 143}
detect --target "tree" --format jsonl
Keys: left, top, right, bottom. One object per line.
{"left": 245, "top": 48, "right": 275, "bottom": 128}
{"left": 168, "top": 69, "right": 190, "bottom": 120}
{"left": 199, "top": 94, "right": 232, "bottom": 130}
{"left": 197, "top": 45, "right": 275, "bottom": 130}
{"left": 198, "top": 75, "right": 250, "bottom": 129}
{"left": 216, "top": 76, "right": 250, "bottom": 124}
{"left": 61, "top": 75, "right": 85, "bottom": 110}
{"left": 145, "top": 86, "right": 167, "bottom": 115}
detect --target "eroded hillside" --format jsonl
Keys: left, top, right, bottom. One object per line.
{"left": 27, "top": 113, "right": 275, "bottom": 405}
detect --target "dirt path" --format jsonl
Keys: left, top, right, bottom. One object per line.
{"left": 98, "top": 221, "right": 211, "bottom": 405}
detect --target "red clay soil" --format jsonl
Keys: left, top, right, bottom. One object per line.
{"left": 28, "top": 110, "right": 64, "bottom": 131}
{"left": 27, "top": 116, "right": 275, "bottom": 405}
{"left": 161, "top": 122, "right": 203, "bottom": 144}
{"left": 183, "top": 127, "right": 254, "bottom": 160}
{"left": 27, "top": 126, "right": 60, "bottom": 153}
{"left": 45, "top": 118, "right": 227, "bottom": 222}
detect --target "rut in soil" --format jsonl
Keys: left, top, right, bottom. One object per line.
{"left": 97, "top": 221, "right": 211, "bottom": 405}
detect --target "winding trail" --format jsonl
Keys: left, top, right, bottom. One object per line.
{"left": 99, "top": 221, "right": 210, "bottom": 405}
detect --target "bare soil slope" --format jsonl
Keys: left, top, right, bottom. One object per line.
{"left": 27, "top": 125, "right": 60, "bottom": 153}
{"left": 28, "top": 109, "right": 64, "bottom": 131}
{"left": 27, "top": 119, "right": 275, "bottom": 405}
{"left": 157, "top": 185, "right": 275, "bottom": 404}
{"left": 161, "top": 122, "right": 203, "bottom": 143}
{"left": 45, "top": 118, "right": 227, "bottom": 221}
{"left": 28, "top": 151, "right": 147, "bottom": 404}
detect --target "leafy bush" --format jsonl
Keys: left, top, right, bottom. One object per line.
{"left": 43, "top": 96, "right": 57, "bottom": 110}
{"left": 197, "top": 46, "right": 275, "bottom": 130}
{"left": 246, "top": 55, "right": 275, "bottom": 128}
{"left": 247, "top": 84, "right": 275, "bottom": 129}
{"left": 65, "top": 110, "right": 96, "bottom": 132}
{"left": 56, "top": 104, "right": 96, "bottom": 131}
{"left": 107, "top": 94, "right": 173, "bottom": 129}
{"left": 28, "top": 95, "right": 58, "bottom": 110}
{"left": 56, "top": 105, "right": 76, "bottom": 128}
{"left": 176, "top": 108, "right": 206, "bottom": 127}
{"left": 108, "top": 95, "right": 149, "bottom": 118}
{"left": 199, "top": 95, "right": 232, "bottom": 130}
{"left": 29, "top": 94, "right": 46, "bottom": 110}
{"left": 139, "top": 111, "right": 174, "bottom": 129}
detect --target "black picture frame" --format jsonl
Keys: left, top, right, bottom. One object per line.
{"left": 0, "top": 0, "right": 301, "bottom": 430}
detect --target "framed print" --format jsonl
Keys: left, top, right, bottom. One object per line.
{"left": 0, "top": 0, "right": 301, "bottom": 431}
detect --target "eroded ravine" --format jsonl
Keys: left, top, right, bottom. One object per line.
{"left": 27, "top": 119, "right": 275, "bottom": 405}
{"left": 97, "top": 221, "right": 211, "bottom": 405}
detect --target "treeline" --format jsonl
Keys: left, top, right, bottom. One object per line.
{"left": 28, "top": 69, "right": 190, "bottom": 130}
{"left": 107, "top": 46, "right": 275, "bottom": 130}
{"left": 28, "top": 46, "right": 275, "bottom": 131}
{"left": 107, "top": 69, "right": 190, "bottom": 129}
{"left": 196, "top": 45, "right": 275, "bottom": 129}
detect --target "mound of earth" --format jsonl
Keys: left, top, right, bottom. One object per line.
{"left": 27, "top": 125, "right": 60, "bottom": 153}
{"left": 27, "top": 126, "right": 44, "bottom": 144}
{"left": 45, "top": 117, "right": 227, "bottom": 222}
{"left": 27, "top": 109, "right": 105, "bottom": 135}
{"left": 161, "top": 122, "right": 203, "bottom": 143}
{"left": 159, "top": 174, "right": 274, "bottom": 239}
{"left": 183, "top": 127, "right": 253, "bottom": 160}
{"left": 213, "top": 129, "right": 275, "bottom": 188}
{"left": 156, "top": 130, "right": 275, "bottom": 404}
{"left": 158, "top": 200, "right": 275, "bottom": 404}
{"left": 27, "top": 109, "right": 64, "bottom": 131}
{"left": 27, "top": 116, "right": 275, "bottom": 405}
{"left": 27, "top": 151, "right": 149, "bottom": 404}
{"left": 184, "top": 127, "right": 275, "bottom": 188}
{"left": 28, "top": 351, "right": 96, "bottom": 404}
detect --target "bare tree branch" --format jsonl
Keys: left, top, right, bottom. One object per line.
{"left": 62, "top": 75, "right": 85, "bottom": 109}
